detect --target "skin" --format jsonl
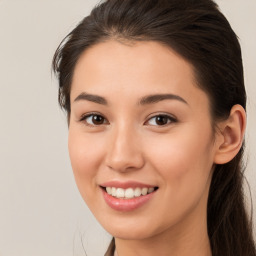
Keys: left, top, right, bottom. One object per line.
{"left": 68, "top": 40, "right": 246, "bottom": 256}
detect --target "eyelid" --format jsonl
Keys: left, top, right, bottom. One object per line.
{"left": 79, "top": 112, "right": 109, "bottom": 126}
{"left": 78, "top": 112, "right": 177, "bottom": 127}
{"left": 144, "top": 113, "right": 177, "bottom": 126}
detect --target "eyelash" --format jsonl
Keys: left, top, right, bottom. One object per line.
{"left": 145, "top": 114, "right": 177, "bottom": 126}
{"left": 79, "top": 112, "right": 109, "bottom": 127}
{"left": 79, "top": 113, "right": 177, "bottom": 127}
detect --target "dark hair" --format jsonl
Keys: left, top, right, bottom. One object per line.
{"left": 52, "top": 0, "right": 256, "bottom": 255}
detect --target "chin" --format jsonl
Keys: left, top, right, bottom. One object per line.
{"left": 109, "top": 228, "right": 154, "bottom": 240}
{"left": 98, "top": 216, "right": 163, "bottom": 241}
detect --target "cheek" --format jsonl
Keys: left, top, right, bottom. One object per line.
{"left": 68, "top": 128, "right": 104, "bottom": 168}
{"left": 68, "top": 129, "right": 105, "bottom": 198}
{"left": 143, "top": 126, "right": 214, "bottom": 227}
{"left": 146, "top": 125, "right": 214, "bottom": 189}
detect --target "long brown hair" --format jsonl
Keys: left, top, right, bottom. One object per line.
{"left": 52, "top": 0, "right": 256, "bottom": 255}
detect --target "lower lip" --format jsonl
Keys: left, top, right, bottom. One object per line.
{"left": 102, "top": 189, "right": 156, "bottom": 212}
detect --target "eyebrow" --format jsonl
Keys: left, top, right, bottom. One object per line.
{"left": 73, "top": 92, "right": 188, "bottom": 106}
{"left": 74, "top": 92, "right": 108, "bottom": 105}
{"left": 139, "top": 94, "right": 188, "bottom": 105}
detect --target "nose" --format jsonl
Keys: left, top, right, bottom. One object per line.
{"left": 104, "top": 125, "right": 145, "bottom": 173}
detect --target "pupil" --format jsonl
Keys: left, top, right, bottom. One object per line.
{"left": 156, "top": 116, "right": 167, "bottom": 125}
{"left": 93, "top": 115, "right": 104, "bottom": 125}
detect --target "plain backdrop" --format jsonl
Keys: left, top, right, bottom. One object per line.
{"left": 0, "top": 0, "right": 255, "bottom": 255}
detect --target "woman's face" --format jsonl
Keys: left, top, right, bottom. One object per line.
{"left": 69, "top": 40, "right": 219, "bottom": 240}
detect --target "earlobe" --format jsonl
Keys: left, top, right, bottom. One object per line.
{"left": 214, "top": 104, "right": 246, "bottom": 164}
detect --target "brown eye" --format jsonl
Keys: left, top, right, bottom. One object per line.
{"left": 81, "top": 114, "right": 108, "bottom": 126}
{"left": 146, "top": 114, "right": 177, "bottom": 126}
{"left": 91, "top": 115, "right": 105, "bottom": 125}
{"left": 155, "top": 116, "right": 169, "bottom": 125}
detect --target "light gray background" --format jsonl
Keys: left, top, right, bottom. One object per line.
{"left": 0, "top": 1, "right": 255, "bottom": 256}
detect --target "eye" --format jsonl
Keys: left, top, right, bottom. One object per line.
{"left": 80, "top": 113, "right": 108, "bottom": 126}
{"left": 146, "top": 114, "right": 177, "bottom": 126}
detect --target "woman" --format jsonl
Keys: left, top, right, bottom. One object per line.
{"left": 52, "top": 0, "right": 256, "bottom": 255}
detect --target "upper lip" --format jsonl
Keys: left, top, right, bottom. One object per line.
{"left": 100, "top": 180, "right": 157, "bottom": 189}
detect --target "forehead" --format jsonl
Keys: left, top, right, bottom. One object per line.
{"left": 71, "top": 40, "right": 209, "bottom": 110}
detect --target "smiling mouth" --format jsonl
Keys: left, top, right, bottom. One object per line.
{"left": 101, "top": 186, "right": 159, "bottom": 199}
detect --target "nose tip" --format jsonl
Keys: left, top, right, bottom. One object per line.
{"left": 106, "top": 153, "right": 144, "bottom": 173}
{"left": 105, "top": 131, "right": 145, "bottom": 173}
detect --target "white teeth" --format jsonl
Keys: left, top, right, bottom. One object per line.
{"left": 125, "top": 188, "right": 134, "bottom": 199}
{"left": 134, "top": 188, "right": 142, "bottom": 197}
{"left": 148, "top": 187, "right": 154, "bottom": 193}
{"left": 112, "top": 187, "right": 117, "bottom": 196}
{"left": 141, "top": 188, "right": 148, "bottom": 196}
{"left": 106, "top": 187, "right": 112, "bottom": 194}
{"left": 116, "top": 188, "right": 125, "bottom": 198}
{"left": 106, "top": 187, "right": 155, "bottom": 199}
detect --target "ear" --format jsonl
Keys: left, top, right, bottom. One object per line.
{"left": 214, "top": 104, "right": 246, "bottom": 164}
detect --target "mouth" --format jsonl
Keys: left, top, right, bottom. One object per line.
{"left": 99, "top": 181, "right": 159, "bottom": 211}
{"left": 100, "top": 186, "right": 159, "bottom": 199}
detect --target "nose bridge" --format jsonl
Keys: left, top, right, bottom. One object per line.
{"left": 105, "top": 120, "right": 144, "bottom": 172}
